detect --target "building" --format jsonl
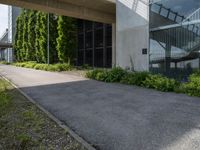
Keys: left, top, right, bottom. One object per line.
{"left": 0, "top": 29, "right": 8, "bottom": 61}
{"left": 7, "top": 6, "right": 20, "bottom": 62}
{"left": 0, "top": 6, "right": 20, "bottom": 62}
{"left": 0, "top": 0, "right": 200, "bottom": 78}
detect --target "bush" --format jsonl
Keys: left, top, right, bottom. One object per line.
{"left": 104, "top": 67, "right": 127, "bottom": 82}
{"left": 86, "top": 69, "right": 105, "bottom": 79}
{"left": 0, "top": 61, "right": 11, "bottom": 65}
{"left": 96, "top": 71, "right": 109, "bottom": 81}
{"left": 86, "top": 67, "right": 127, "bottom": 83}
{"left": 86, "top": 69, "right": 179, "bottom": 92}
{"left": 13, "top": 62, "right": 72, "bottom": 72}
{"left": 121, "top": 72, "right": 150, "bottom": 86}
{"left": 53, "top": 63, "right": 72, "bottom": 71}
{"left": 142, "top": 74, "right": 179, "bottom": 92}
{"left": 33, "top": 64, "right": 46, "bottom": 70}
{"left": 179, "top": 73, "right": 200, "bottom": 97}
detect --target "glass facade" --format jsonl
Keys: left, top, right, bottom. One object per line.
{"left": 150, "top": 0, "right": 200, "bottom": 79}
{"left": 77, "top": 20, "right": 112, "bottom": 68}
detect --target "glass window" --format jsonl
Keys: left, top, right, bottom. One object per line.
{"left": 78, "top": 20, "right": 84, "bottom": 33}
{"left": 85, "top": 21, "right": 92, "bottom": 31}
{"left": 94, "top": 48, "right": 103, "bottom": 67}
{"left": 168, "top": 12, "right": 176, "bottom": 21}
{"left": 85, "top": 50, "right": 93, "bottom": 66}
{"left": 160, "top": 8, "right": 169, "bottom": 17}
{"left": 151, "top": 3, "right": 160, "bottom": 14}
{"left": 106, "top": 48, "right": 112, "bottom": 68}
{"left": 85, "top": 32, "right": 93, "bottom": 48}
{"left": 77, "top": 20, "right": 112, "bottom": 68}
{"left": 106, "top": 25, "right": 112, "bottom": 47}
{"left": 150, "top": 0, "right": 200, "bottom": 79}
{"left": 77, "top": 51, "right": 84, "bottom": 66}
{"left": 78, "top": 34, "right": 84, "bottom": 49}
{"left": 95, "top": 29, "right": 103, "bottom": 48}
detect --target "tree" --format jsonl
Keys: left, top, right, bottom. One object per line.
{"left": 56, "top": 16, "right": 77, "bottom": 63}
{"left": 49, "top": 14, "right": 58, "bottom": 63}
{"left": 13, "top": 16, "right": 20, "bottom": 61}
{"left": 35, "top": 11, "right": 44, "bottom": 63}
{"left": 14, "top": 10, "right": 24, "bottom": 61}
{"left": 22, "top": 9, "right": 29, "bottom": 61}
{"left": 38, "top": 12, "right": 47, "bottom": 63}
{"left": 27, "top": 10, "right": 37, "bottom": 61}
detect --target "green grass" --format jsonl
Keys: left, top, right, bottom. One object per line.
{"left": 0, "top": 78, "right": 86, "bottom": 150}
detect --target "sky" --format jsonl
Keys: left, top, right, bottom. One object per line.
{"left": 0, "top": 4, "right": 8, "bottom": 38}
{"left": 156, "top": 0, "right": 200, "bottom": 16}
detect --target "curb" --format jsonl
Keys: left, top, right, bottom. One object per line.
{"left": 0, "top": 74, "right": 96, "bottom": 150}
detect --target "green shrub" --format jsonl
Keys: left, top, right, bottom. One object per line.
{"left": 24, "top": 62, "right": 37, "bottom": 68}
{"left": 179, "top": 73, "right": 200, "bottom": 97}
{"left": 13, "top": 62, "right": 72, "bottom": 72}
{"left": 121, "top": 72, "right": 150, "bottom": 86}
{"left": 142, "top": 74, "right": 179, "bottom": 92}
{"left": 53, "top": 63, "right": 72, "bottom": 71}
{"left": 96, "top": 71, "right": 109, "bottom": 81}
{"left": 81, "top": 64, "right": 92, "bottom": 70}
{"left": 0, "top": 61, "right": 11, "bottom": 65}
{"left": 86, "top": 69, "right": 105, "bottom": 79}
{"left": 104, "top": 67, "right": 127, "bottom": 82}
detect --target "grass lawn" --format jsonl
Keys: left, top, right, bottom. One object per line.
{"left": 0, "top": 78, "right": 86, "bottom": 150}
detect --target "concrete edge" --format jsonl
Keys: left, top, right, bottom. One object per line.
{"left": 0, "top": 74, "right": 96, "bottom": 150}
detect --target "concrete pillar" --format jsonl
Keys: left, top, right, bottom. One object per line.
{"left": 116, "top": 0, "right": 149, "bottom": 71}
{"left": 112, "top": 23, "right": 116, "bottom": 67}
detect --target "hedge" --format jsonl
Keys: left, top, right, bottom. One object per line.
{"left": 86, "top": 67, "right": 200, "bottom": 97}
{"left": 13, "top": 61, "right": 72, "bottom": 72}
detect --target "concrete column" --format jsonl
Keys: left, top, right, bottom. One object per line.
{"left": 112, "top": 23, "right": 116, "bottom": 67}
{"left": 116, "top": 0, "right": 149, "bottom": 71}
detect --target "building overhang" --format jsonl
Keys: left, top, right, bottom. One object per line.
{"left": 0, "top": 0, "right": 116, "bottom": 24}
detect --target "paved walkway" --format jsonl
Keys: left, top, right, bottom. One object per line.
{"left": 1, "top": 65, "right": 200, "bottom": 150}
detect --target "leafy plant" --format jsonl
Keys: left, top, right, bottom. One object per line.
{"left": 86, "top": 69, "right": 105, "bottom": 79}
{"left": 179, "top": 73, "right": 200, "bottom": 97}
{"left": 56, "top": 16, "right": 76, "bottom": 63}
{"left": 86, "top": 69, "right": 180, "bottom": 93}
{"left": 142, "top": 74, "right": 179, "bottom": 92}
{"left": 104, "top": 67, "right": 127, "bottom": 82}
{"left": 121, "top": 72, "right": 149, "bottom": 86}
{"left": 13, "top": 62, "right": 72, "bottom": 72}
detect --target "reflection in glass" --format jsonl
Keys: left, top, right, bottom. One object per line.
{"left": 150, "top": 0, "right": 200, "bottom": 79}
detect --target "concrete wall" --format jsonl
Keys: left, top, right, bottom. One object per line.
{"left": 116, "top": 0, "right": 149, "bottom": 71}
{"left": 0, "top": 0, "right": 115, "bottom": 24}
